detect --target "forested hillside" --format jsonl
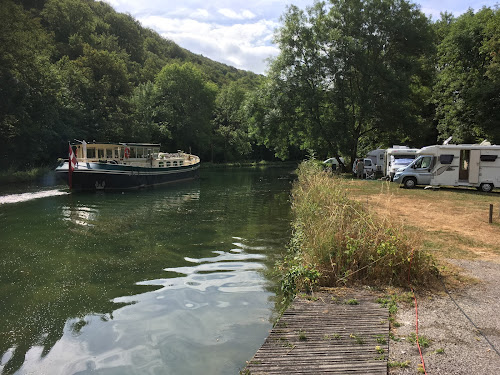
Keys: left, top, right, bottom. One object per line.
{"left": 0, "top": 0, "right": 262, "bottom": 169}
{"left": 1, "top": 0, "right": 499, "bottom": 171}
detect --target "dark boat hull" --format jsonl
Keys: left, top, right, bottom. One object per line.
{"left": 56, "top": 162, "right": 200, "bottom": 191}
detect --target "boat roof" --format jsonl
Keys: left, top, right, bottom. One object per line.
{"left": 72, "top": 141, "right": 161, "bottom": 147}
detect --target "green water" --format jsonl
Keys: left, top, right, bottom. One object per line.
{"left": 0, "top": 167, "right": 294, "bottom": 375}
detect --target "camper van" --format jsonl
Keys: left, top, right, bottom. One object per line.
{"left": 393, "top": 143, "right": 500, "bottom": 192}
{"left": 385, "top": 147, "right": 420, "bottom": 180}
{"left": 366, "top": 149, "right": 386, "bottom": 173}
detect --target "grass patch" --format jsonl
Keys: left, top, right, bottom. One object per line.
{"left": 408, "top": 332, "right": 431, "bottom": 348}
{"left": 345, "top": 298, "right": 359, "bottom": 305}
{"left": 388, "top": 360, "right": 410, "bottom": 368}
{"left": 277, "top": 160, "right": 438, "bottom": 302}
{"left": 298, "top": 330, "right": 307, "bottom": 341}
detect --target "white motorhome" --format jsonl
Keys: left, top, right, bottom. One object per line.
{"left": 393, "top": 143, "right": 500, "bottom": 192}
{"left": 385, "top": 146, "right": 420, "bottom": 180}
{"left": 366, "top": 149, "right": 386, "bottom": 173}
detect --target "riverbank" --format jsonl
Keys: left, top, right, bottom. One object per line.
{"left": 278, "top": 163, "right": 500, "bottom": 373}
{"left": 0, "top": 166, "right": 53, "bottom": 185}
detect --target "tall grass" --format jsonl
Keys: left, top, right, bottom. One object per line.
{"left": 278, "top": 160, "right": 437, "bottom": 300}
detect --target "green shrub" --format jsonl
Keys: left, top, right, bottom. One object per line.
{"left": 279, "top": 160, "right": 437, "bottom": 300}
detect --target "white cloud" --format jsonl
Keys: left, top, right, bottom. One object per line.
{"left": 217, "top": 8, "right": 256, "bottom": 20}
{"left": 190, "top": 8, "right": 210, "bottom": 19}
{"left": 138, "top": 14, "right": 279, "bottom": 73}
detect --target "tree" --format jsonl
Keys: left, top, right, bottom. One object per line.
{"left": 150, "top": 63, "right": 217, "bottom": 156}
{"left": 211, "top": 82, "right": 252, "bottom": 162}
{"left": 434, "top": 7, "right": 500, "bottom": 144}
{"left": 259, "top": 0, "right": 434, "bottom": 166}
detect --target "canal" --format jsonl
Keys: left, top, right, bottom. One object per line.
{"left": 0, "top": 166, "right": 294, "bottom": 375}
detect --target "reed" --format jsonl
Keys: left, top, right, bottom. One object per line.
{"left": 278, "top": 160, "right": 437, "bottom": 300}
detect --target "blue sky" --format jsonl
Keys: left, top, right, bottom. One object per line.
{"left": 105, "top": 0, "right": 499, "bottom": 74}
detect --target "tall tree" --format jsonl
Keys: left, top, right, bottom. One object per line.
{"left": 258, "top": 0, "right": 434, "bottom": 165}
{"left": 211, "top": 82, "right": 252, "bottom": 162}
{"left": 150, "top": 63, "right": 217, "bottom": 156}
{"left": 434, "top": 7, "right": 500, "bottom": 144}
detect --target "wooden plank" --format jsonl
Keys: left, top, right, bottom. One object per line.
{"left": 243, "top": 291, "right": 389, "bottom": 375}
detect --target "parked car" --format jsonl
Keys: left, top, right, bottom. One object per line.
{"left": 323, "top": 157, "right": 345, "bottom": 171}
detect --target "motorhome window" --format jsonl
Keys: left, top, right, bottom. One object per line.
{"left": 98, "top": 149, "right": 104, "bottom": 158}
{"left": 106, "top": 149, "right": 113, "bottom": 158}
{"left": 440, "top": 154, "right": 454, "bottom": 164}
{"left": 480, "top": 155, "right": 497, "bottom": 162}
{"left": 365, "top": 160, "right": 372, "bottom": 166}
{"left": 87, "top": 148, "right": 96, "bottom": 158}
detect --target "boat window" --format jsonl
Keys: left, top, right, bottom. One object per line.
{"left": 179, "top": 161, "right": 184, "bottom": 166}
{"left": 173, "top": 161, "right": 178, "bottom": 166}
{"left": 114, "top": 149, "right": 119, "bottom": 158}
{"left": 130, "top": 148, "right": 137, "bottom": 158}
{"left": 98, "top": 149, "right": 105, "bottom": 158}
{"left": 87, "top": 148, "right": 96, "bottom": 158}
{"left": 159, "top": 162, "right": 164, "bottom": 167}
{"left": 106, "top": 149, "right": 113, "bottom": 158}
{"left": 166, "top": 161, "right": 171, "bottom": 166}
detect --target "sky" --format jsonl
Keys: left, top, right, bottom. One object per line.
{"left": 104, "top": 0, "right": 499, "bottom": 75}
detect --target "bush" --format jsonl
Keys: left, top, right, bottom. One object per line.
{"left": 278, "top": 160, "right": 437, "bottom": 301}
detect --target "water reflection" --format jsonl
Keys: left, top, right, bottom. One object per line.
{"left": 0, "top": 167, "right": 294, "bottom": 375}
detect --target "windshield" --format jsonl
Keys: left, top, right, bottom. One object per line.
{"left": 393, "top": 158, "right": 414, "bottom": 166}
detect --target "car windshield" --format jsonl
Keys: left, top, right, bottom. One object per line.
{"left": 393, "top": 158, "right": 414, "bottom": 166}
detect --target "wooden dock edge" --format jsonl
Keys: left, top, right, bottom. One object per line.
{"left": 242, "top": 289, "right": 389, "bottom": 374}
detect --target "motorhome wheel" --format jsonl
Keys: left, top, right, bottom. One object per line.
{"left": 403, "top": 177, "right": 417, "bottom": 189}
{"left": 479, "top": 183, "right": 494, "bottom": 193}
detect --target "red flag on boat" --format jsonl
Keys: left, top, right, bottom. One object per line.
{"left": 68, "top": 143, "right": 77, "bottom": 189}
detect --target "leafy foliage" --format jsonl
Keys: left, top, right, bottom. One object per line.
{"left": 433, "top": 8, "right": 500, "bottom": 143}
{"left": 255, "top": 0, "right": 435, "bottom": 167}
{"left": 0, "top": 0, "right": 259, "bottom": 170}
{"left": 2, "top": 0, "right": 499, "bottom": 171}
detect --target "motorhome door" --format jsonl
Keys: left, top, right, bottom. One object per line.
{"left": 468, "top": 150, "right": 480, "bottom": 184}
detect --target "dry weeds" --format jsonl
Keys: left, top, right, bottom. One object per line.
{"left": 347, "top": 179, "right": 500, "bottom": 262}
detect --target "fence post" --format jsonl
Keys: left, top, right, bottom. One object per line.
{"left": 490, "top": 204, "right": 494, "bottom": 224}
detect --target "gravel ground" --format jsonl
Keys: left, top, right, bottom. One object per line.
{"left": 389, "top": 259, "right": 500, "bottom": 374}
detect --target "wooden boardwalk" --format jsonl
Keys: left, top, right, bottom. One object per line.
{"left": 243, "top": 291, "right": 389, "bottom": 374}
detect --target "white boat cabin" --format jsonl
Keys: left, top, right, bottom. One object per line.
{"left": 72, "top": 142, "right": 199, "bottom": 168}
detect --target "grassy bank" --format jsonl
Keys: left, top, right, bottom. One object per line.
{"left": 278, "top": 160, "right": 438, "bottom": 300}
{"left": 0, "top": 166, "right": 53, "bottom": 185}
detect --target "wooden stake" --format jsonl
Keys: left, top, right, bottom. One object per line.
{"left": 489, "top": 204, "right": 493, "bottom": 224}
